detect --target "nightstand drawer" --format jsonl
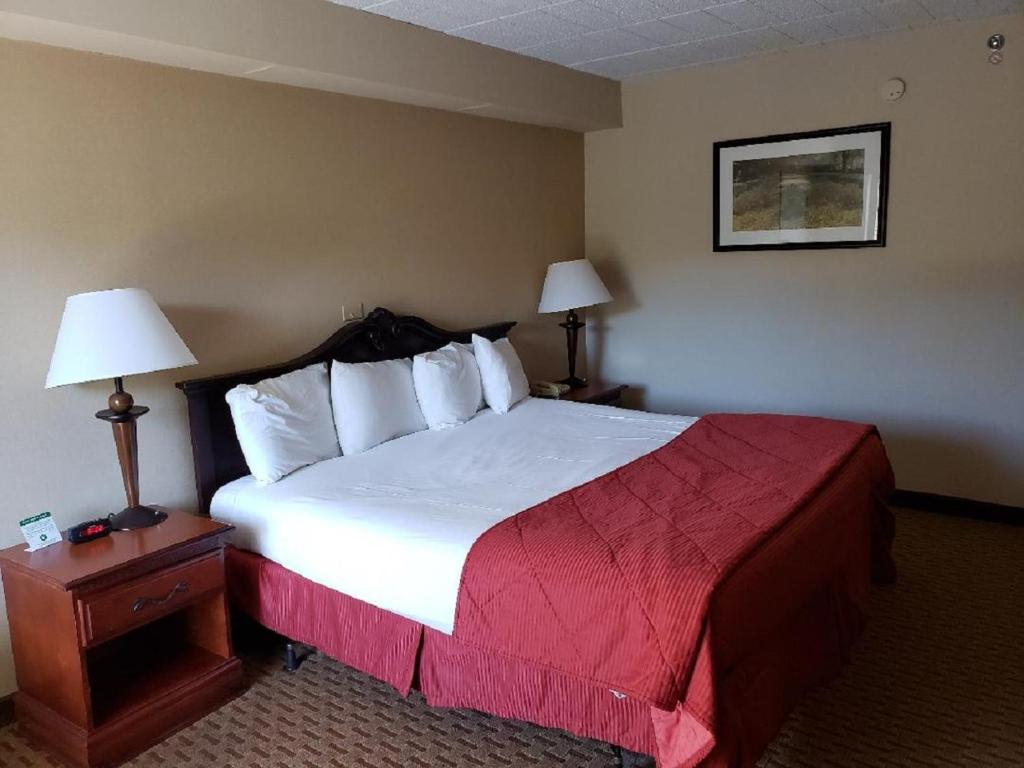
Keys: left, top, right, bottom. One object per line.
{"left": 77, "top": 551, "right": 223, "bottom": 647}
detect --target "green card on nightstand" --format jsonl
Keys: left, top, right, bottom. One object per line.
{"left": 19, "top": 511, "right": 62, "bottom": 551}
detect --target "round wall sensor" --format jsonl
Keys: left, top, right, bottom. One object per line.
{"left": 880, "top": 77, "right": 906, "bottom": 102}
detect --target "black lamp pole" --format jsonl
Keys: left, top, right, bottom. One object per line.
{"left": 559, "top": 308, "right": 587, "bottom": 389}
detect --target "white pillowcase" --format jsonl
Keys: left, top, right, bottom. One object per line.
{"left": 472, "top": 334, "right": 530, "bottom": 415}
{"left": 225, "top": 363, "right": 341, "bottom": 485}
{"left": 413, "top": 343, "right": 483, "bottom": 430}
{"left": 331, "top": 358, "right": 427, "bottom": 455}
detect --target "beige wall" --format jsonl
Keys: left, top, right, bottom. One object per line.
{"left": 586, "top": 16, "right": 1024, "bottom": 507}
{"left": 0, "top": 39, "right": 583, "bottom": 695}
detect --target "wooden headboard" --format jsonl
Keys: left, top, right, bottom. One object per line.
{"left": 176, "top": 307, "right": 516, "bottom": 514}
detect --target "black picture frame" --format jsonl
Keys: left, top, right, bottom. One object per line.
{"left": 713, "top": 122, "right": 891, "bottom": 252}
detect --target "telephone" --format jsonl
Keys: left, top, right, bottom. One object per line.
{"left": 530, "top": 380, "right": 570, "bottom": 398}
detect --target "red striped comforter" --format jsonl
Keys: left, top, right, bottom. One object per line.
{"left": 453, "top": 413, "right": 895, "bottom": 711}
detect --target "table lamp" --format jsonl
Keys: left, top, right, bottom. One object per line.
{"left": 46, "top": 288, "right": 197, "bottom": 530}
{"left": 537, "top": 259, "right": 612, "bottom": 389}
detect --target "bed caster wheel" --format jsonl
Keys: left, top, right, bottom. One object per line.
{"left": 613, "top": 746, "right": 656, "bottom": 767}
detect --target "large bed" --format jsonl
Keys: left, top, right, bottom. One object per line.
{"left": 178, "top": 308, "right": 896, "bottom": 768}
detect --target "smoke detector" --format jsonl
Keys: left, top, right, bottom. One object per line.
{"left": 880, "top": 77, "right": 906, "bottom": 102}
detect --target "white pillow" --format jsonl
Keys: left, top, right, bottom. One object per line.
{"left": 472, "top": 334, "right": 529, "bottom": 415}
{"left": 331, "top": 358, "right": 427, "bottom": 455}
{"left": 444, "top": 340, "right": 483, "bottom": 410}
{"left": 413, "top": 343, "right": 483, "bottom": 430}
{"left": 225, "top": 363, "right": 340, "bottom": 484}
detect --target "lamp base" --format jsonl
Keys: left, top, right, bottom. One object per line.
{"left": 560, "top": 375, "right": 588, "bottom": 390}
{"left": 109, "top": 505, "right": 167, "bottom": 531}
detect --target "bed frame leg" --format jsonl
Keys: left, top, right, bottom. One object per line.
{"left": 283, "top": 641, "right": 306, "bottom": 672}
{"left": 612, "top": 745, "right": 656, "bottom": 768}
{"left": 284, "top": 642, "right": 299, "bottom": 672}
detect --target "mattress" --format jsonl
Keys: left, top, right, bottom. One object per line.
{"left": 211, "top": 397, "right": 696, "bottom": 633}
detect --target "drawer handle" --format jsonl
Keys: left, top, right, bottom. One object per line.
{"left": 131, "top": 580, "right": 189, "bottom": 614}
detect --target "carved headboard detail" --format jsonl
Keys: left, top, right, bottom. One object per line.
{"left": 176, "top": 307, "right": 516, "bottom": 514}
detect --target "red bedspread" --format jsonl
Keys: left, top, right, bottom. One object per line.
{"left": 228, "top": 412, "right": 895, "bottom": 767}
{"left": 453, "top": 413, "right": 895, "bottom": 714}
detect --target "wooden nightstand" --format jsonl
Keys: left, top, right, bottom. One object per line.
{"left": 0, "top": 509, "right": 242, "bottom": 768}
{"left": 558, "top": 381, "right": 629, "bottom": 407}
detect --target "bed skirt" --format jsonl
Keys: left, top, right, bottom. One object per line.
{"left": 225, "top": 436, "right": 894, "bottom": 767}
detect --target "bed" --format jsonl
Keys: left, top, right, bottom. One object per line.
{"left": 177, "top": 307, "right": 896, "bottom": 768}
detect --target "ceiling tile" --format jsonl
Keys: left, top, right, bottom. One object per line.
{"left": 657, "top": 0, "right": 729, "bottom": 13}
{"left": 627, "top": 18, "right": 705, "bottom": 43}
{"left": 751, "top": 0, "right": 830, "bottom": 21}
{"left": 366, "top": 1, "right": 484, "bottom": 31}
{"left": 364, "top": 0, "right": 556, "bottom": 32}
{"left": 959, "top": 0, "right": 1024, "bottom": 17}
{"left": 542, "top": 1, "right": 625, "bottom": 31}
{"left": 476, "top": 0, "right": 558, "bottom": 13}
{"left": 455, "top": 9, "right": 587, "bottom": 48}
{"left": 630, "top": 42, "right": 713, "bottom": 70}
{"left": 692, "top": 32, "right": 762, "bottom": 57}
{"left": 867, "top": 0, "right": 936, "bottom": 28}
{"left": 825, "top": 7, "right": 890, "bottom": 34}
{"left": 584, "top": 0, "right": 683, "bottom": 24}
{"left": 706, "top": 1, "right": 776, "bottom": 29}
{"left": 772, "top": 17, "right": 844, "bottom": 40}
{"left": 913, "top": 0, "right": 975, "bottom": 18}
{"left": 738, "top": 26, "right": 799, "bottom": 48}
{"left": 691, "top": 28, "right": 791, "bottom": 57}
{"left": 660, "top": 9, "right": 737, "bottom": 38}
{"left": 523, "top": 28, "right": 657, "bottom": 63}
{"left": 816, "top": 0, "right": 885, "bottom": 10}
{"left": 984, "top": 0, "right": 1024, "bottom": 12}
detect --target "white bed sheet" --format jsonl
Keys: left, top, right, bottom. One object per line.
{"left": 211, "top": 397, "right": 696, "bottom": 634}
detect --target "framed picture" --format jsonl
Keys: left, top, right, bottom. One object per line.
{"left": 713, "top": 122, "right": 890, "bottom": 251}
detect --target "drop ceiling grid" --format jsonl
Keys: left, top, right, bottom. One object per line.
{"left": 328, "top": 0, "right": 1023, "bottom": 78}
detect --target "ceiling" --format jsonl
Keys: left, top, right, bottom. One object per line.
{"left": 328, "top": 0, "right": 1021, "bottom": 79}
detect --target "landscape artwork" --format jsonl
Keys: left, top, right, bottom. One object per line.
{"left": 731, "top": 149, "right": 864, "bottom": 232}
{"left": 714, "top": 124, "right": 889, "bottom": 251}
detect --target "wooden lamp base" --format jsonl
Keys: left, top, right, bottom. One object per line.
{"left": 95, "top": 377, "right": 165, "bottom": 531}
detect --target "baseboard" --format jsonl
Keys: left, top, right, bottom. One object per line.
{"left": 0, "top": 693, "right": 14, "bottom": 727}
{"left": 892, "top": 489, "right": 1023, "bottom": 526}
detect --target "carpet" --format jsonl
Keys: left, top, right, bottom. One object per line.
{"left": 2, "top": 508, "right": 1021, "bottom": 767}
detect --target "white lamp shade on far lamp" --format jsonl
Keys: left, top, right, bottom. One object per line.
{"left": 45, "top": 288, "right": 197, "bottom": 388}
{"left": 537, "top": 259, "right": 612, "bottom": 314}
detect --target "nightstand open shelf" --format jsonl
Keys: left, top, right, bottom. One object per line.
{"left": 86, "top": 606, "right": 230, "bottom": 729}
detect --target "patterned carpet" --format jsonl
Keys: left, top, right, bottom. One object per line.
{"left": 2, "top": 508, "right": 1021, "bottom": 767}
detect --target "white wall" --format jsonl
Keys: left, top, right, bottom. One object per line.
{"left": 586, "top": 16, "right": 1024, "bottom": 507}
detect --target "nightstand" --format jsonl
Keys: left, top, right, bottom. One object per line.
{"left": 0, "top": 509, "right": 242, "bottom": 768}
{"left": 559, "top": 381, "right": 629, "bottom": 407}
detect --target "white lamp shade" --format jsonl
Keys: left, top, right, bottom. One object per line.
{"left": 537, "top": 259, "right": 612, "bottom": 314}
{"left": 45, "top": 288, "right": 197, "bottom": 388}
